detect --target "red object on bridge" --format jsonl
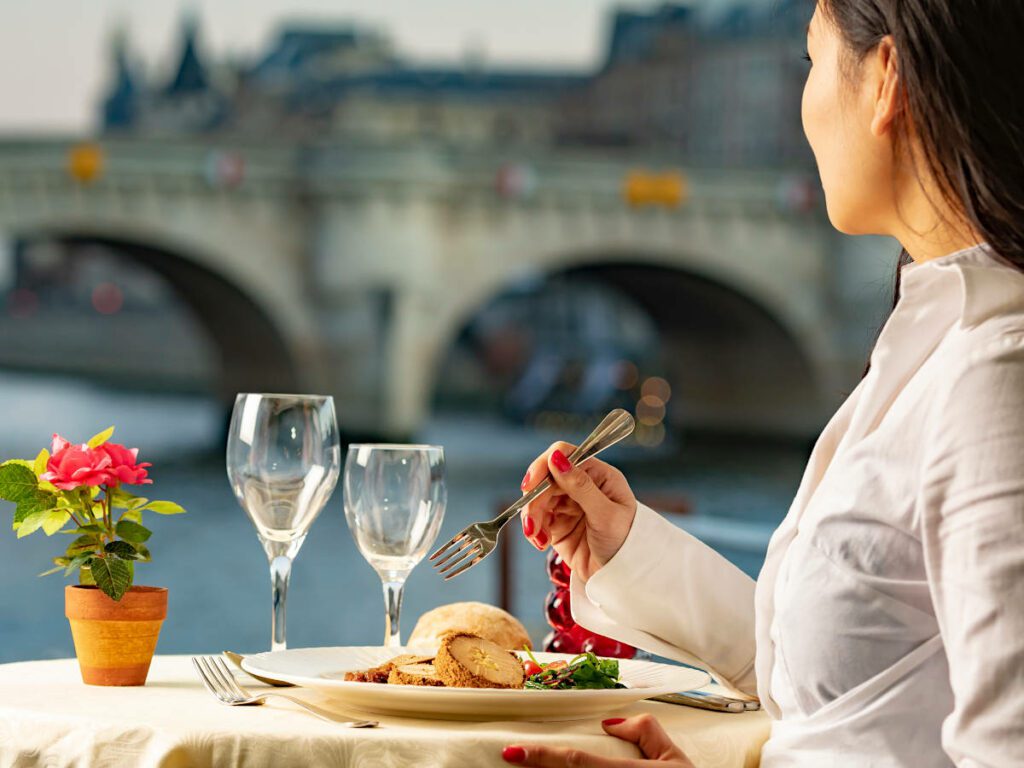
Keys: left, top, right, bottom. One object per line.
{"left": 541, "top": 549, "right": 636, "bottom": 659}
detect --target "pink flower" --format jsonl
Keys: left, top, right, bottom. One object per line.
{"left": 40, "top": 434, "right": 113, "bottom": 491}
{"left": 96, "top": 441, "right": 152, "bottom": 487}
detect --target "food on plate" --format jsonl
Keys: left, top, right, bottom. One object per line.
{"left": 434, "top": 632, "right": 526, "bottom": 689}
{"left": 522, "top": 650, "right": 625, "bottom": 690}
{"left": 343, "top": 653, "right": 433, "bottom": 683}
{"left": 408, "top": 602, "right": 531, "bottom": 652}
{"left": 342, "top": 633, "right": 622, "bottom": 692}
{"left": 387, "top": 663, "right": 445, "bottom": 687}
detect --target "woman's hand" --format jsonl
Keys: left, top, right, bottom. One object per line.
{"left": 519, "top": 441, "right": 637, "bottom": 581}
{"left": 501, "top": 714, "right": 696, "bottom": 767}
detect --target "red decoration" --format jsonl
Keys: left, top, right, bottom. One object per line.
{"left": 541, "top": 549, "right": 635, "bottom": 659}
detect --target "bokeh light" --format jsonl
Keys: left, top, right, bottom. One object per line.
{"left": 91, "top": 282, "right": 123, "bottom": 315}
{"left": 641, "top": 376, "right": 672, "bottom": 402}
{"left": 634, "top": 422, "right": 666, "bottom": 447}
{"left": 636, "top": 394, "right": 666, "bottom": 426}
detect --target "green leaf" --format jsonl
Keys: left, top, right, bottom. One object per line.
{"left": 41, "top": 509, "right": 71, "bottom": 536}
{"left": 104, "top": 540, "right": 139, "bottom": 560}
{"left": 87, "top": 427, "right": 115, "bottom": 448}
{"left": 0, "top": 463, "right": 44, "bottom": 503}
{"left": 90, "top": 556, "right": 131, "bottom": 600}
{"left": 13, "top": 491, "right": 58, "bottom": 528}
{"left": 133, "top": 543, "right": 151, "bottom": 561}
{"left": 38, "top": 565, "right": 64, "bottom": 577}
{"left": 16, "top": 508, "right": 55, "bottom": 538}
{"left": 63, "top": 523, "right": 106, "bottom": 535}
{"left": 2, "top": 459, "right": 34, "bottom": 473}
{"left": 65, "top": 533, "right": 102, "bottom": 555}
{"left": 64, "top": 553, "right": 94, "bottom": 577}
{"left": 1, "top": 463, "right": 59, "bottom": 532}
{"left": 119, "top": 509, "right": 143, "bottom": 523}
{"left": 79, "top": 565, "right": 96, "bottom": 586}
{"left": 32, "top": 448, "right": 49, "bottom": 477}
{"left": 115, "top": 519, "right": 151, "bottom": 543}
{"left": 108, "top": 488, "right": 145, "bottom": 510}
{"left": 140, "top": 500, "right": 185, "bottom": 515}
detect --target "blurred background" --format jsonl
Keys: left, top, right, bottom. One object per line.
{"left": 0, "top": 0, "right": 898, "bottom": 662}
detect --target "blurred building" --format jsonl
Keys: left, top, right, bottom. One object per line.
{"left": 101, "top": 1, "right": 811, "bottom": 167}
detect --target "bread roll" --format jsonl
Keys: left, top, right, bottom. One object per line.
{"left": 408, "top": 602, "right": 531, "bottom": 652}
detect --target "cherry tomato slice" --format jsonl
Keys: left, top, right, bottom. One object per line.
{"left": 523, "top": 660, "right": 543, "bottom": 677}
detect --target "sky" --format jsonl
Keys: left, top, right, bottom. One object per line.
{"left": 0, "top": 0, "right": 635, "bottom": 134}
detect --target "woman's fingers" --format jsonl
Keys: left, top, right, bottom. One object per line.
{"left": 519, "top": 443, "right": 626, "bottom": 551}
{"left": 602, "top": 715, "right": 694, "bottom": 765}
{"left": 547, "top": 450, "right": 615, "bottom": 516}
{"left": 521, "top": 442, "right": 576, "bottom": 493}
{"left": 501, "top": 744, "right": 642, "bottom": 768}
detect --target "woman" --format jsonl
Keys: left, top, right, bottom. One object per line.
{"left": 501, "top": 1, "right": 1024, "bottom": 765}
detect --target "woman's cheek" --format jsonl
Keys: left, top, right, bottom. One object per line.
{"left": 802, "top": 72, "right": 855, "bottom": 232}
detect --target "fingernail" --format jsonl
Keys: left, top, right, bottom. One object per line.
{"left": 536, "top": 531, "right": 548, "bottom": 548}
{"left": 602, "top": 718, "right": 626, "bottom": 726}
{"left": 523, "top": 516, "right": 535, "bottom": 537}
{"left": 521, "top": 471, "right": 530, "bottom": 490}
{"left": 502, "top": 745, "right": 526, "bottom": 763}
{"left": 552, "top": 450, "right": 572, "bottom": 473}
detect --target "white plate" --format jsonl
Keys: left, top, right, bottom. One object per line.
{"left": 242, "top": 646, "right": 710, "bottom": 722}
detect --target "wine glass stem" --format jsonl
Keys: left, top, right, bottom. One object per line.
{"left": 270, "top": 555, "right": 293, "bottom": 652}
{"left": 382, "top": 579, "right": 405, "bottom": 648}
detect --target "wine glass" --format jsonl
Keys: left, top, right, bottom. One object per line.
{"left": 227, "top": 394, "right": 340, "bottom": 652}
{"left": 343, "top": 444, "right": 446, "bottom": 648}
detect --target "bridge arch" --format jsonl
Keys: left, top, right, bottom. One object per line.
{"left": 6, "top": 225, "right": 313, "bottom": 404}
{"left": 427, "top": 252, "right": 825, "bottom": 437}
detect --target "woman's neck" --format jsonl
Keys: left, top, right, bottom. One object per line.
{"left": 890, "top": 164, "right": 984, "bottom": 263}
{"left": 898, "top": 224, "right": 984, "bottom": 264}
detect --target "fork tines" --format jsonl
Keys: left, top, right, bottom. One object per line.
{"left": 193, "top": 655, "right": 249, "bottom": 702}
{"left": 429, "top": 530, "right": 484, "bottom": 579}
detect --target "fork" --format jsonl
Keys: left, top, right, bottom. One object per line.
{"left": 429, "top": 408, "right": 636, "bottom": 580}
{"left": 191, "top": 656, "right": 379, "bottom": 728}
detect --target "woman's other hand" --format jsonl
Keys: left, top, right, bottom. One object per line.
{"left": 501, "top": 714, "right": 696, "bottom": 767}
{"left": 519, "top": 441, "right": 637, "bottom": 581}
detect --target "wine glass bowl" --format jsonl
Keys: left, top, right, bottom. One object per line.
{"left": 227, "top": 393, "right": 340, "bottom": 651}
{"left": 344, "top": 444, "right": 446, "bottom": 647}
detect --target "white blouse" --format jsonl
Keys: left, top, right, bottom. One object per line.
{"left": 571, "top": 244, "right": 1024, "bottom": 767}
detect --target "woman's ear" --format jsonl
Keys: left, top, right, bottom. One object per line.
{"left": 870, "top": 35, "right": 901, "bottom": 137}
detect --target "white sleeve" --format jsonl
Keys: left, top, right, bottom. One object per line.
{"left": 569, "top": 502, "right": 758, "bottom": 697}
{"left": 920, "top": 336, "right": 1024, "bottom": 767}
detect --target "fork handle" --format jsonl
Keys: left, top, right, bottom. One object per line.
{"left": 257, "top": 691, "right": 378, "bottom": 726}
{"left": 494, "top": 408, "right": 636, "bottom": 527}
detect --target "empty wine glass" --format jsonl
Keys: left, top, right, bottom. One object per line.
{"left": 227, "top": 394, "right": 340, "bottom": 652}
{"left": 344, "top": 444, "right": 446, "bottom": 648}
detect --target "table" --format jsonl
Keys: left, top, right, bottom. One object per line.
{"left": 0, "top": 656, "right": 769, "bottom": 768}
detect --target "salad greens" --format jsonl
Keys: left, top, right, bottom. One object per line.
{"left": 522, "top": 649, "right": 625, "bottom": 690}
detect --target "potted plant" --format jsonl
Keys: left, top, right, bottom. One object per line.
{"left": 0, "top": 427, "right": 186, "bottom": 686}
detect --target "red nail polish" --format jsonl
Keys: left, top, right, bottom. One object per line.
{"left": 523, "top": 516, "right": 535, "bottom": 537}
{"left": 502, "top": 745, "right": 526, "bottom": 763}
{"left": 602, "top": 718, "right": 626, "bottom": 726}
{"left": 552, "top": 450, "right": 572, "bottom": 473}
{"left": 536, "top": 531, "right": 548, "bottom": 548}
{"left": 521, "top": 471, "right": 530, "bottom": 490}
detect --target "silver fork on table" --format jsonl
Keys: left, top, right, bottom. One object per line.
{"left": 192, "top": 656, "right": 379, "bottom": 728}
{"left": 429, "top": 408, "right": 636, "bottom": 580}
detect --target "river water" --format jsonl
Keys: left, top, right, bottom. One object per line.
{"left": 0, "top": 373, "right": 808, "bottom": 663}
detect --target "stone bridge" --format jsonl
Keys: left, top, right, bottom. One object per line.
{"left": 0, "top": 138, "right": 885, "bottom": 438}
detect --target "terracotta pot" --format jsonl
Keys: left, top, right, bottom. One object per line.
{"left": 64, "top": 584, "right": 168, "bottom": 686}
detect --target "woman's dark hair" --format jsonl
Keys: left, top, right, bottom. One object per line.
{"left": 817, "top": 0, "right": 1024, "bottom": 370}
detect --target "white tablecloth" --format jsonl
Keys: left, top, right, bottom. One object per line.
{"left": 0, "top": 655, "right": 769, "bottom": 767}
